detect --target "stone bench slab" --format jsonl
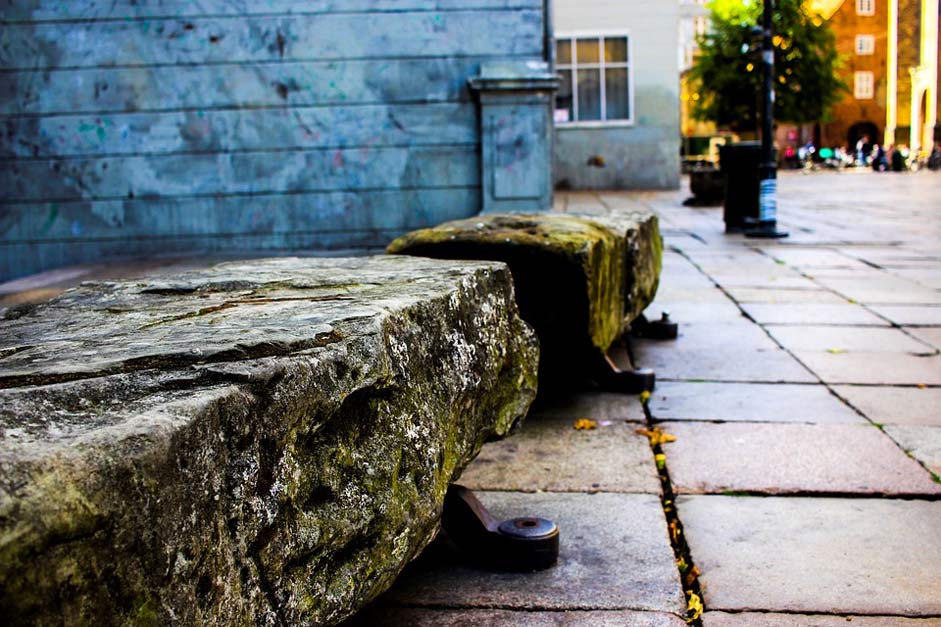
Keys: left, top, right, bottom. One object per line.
{"left": 0, "top": 256, "right": 538, "bottom": 626}
{"left": 387, "top": 212, "right": 662, "bottom": 387}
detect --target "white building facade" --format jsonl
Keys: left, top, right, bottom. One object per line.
{"left": 552, "top": 0, "right": 681, "bottom": 189}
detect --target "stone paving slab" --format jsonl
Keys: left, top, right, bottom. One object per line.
{"left": 677, "top": 495, "right": 941, "bottom": 615}
{"left": 631, "top": 344, "right": 817, "bottom": 383}
{"left": 703, "top": 612, "right": 941, "bottom": 627}
{"left": 459, "top": 417, "right": 661, "bottom": 494}
{"left": 529, "top": 391, "right": 646, "bottom": 422}
{"left": 906, "top": 326, "right": 941, "bottom": 349}
{"left": 739, "top": 303, "right": 889, "bottom": 326}
{"left": 647, "top": 382, "right": 864, "bottom": 424}
{"left": 660, "top": 422, "right": 941, "bottom": 495}
{"left": 766, "top": 325, "right": 932, "bottom": 353}
{"left": 724, "top": 287, "right": 848, "bottom": 304}
{"left": 794, "top": 351, "right": 941, "bottom": 385}
{"left": 869, "top": 305, "right": 941, "bottom": 326}
{"left": 757, "top": 248, "right": 868, "bottom": 269}
{"left": 811, "top": 278, "right": 941, "bottom": 305}
{"left": 380, "top": 492, "right": 685, "bottom": 614}
{"left": 639, "top": 322, "right": 780, "bottom": 351}
{"left": 348, "top": 608, "right": 687, "bottom": 626}
{"left": 641, "top": 302, "right": 747, "bottom": 324}
{"left": 884, "top": 425, "right": 941, "bottom": 477}
{"left": 707, "top": 273, "right": 819, "bottom": 290}
{"left": 832, "top": 385, "right": 941, "bottom": 426}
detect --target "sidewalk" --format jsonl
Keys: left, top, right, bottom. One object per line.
{"left": 3, "top": 171, "right": 939, "bottom": 625}
{"left": 351, "top": 170, "right": 941, "bottom": 625}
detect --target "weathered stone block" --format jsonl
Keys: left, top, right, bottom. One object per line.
{"left": 0, "top": 256, "right": 538, "bottom": 626}
{"left": 386, "top": 212, "right": 662, "bottom": 387}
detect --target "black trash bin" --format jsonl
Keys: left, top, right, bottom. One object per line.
{"left": 719, "top": 142, "right": 762, "bottom": 232}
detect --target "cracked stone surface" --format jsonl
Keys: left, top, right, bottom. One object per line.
{"left": 678, "top": 495, "right": 941, "bottom": 615}
{"left": 660, "top": 422, "right": 941, "bottom": 495}
{"left": 0, "top": 256, "right": 539, "bottom": 626}
{"left": 647, "top": 382, "right": 863, "bottom": 424}
{"left": 374, "top": 492, "right": 685, "bottom": 614}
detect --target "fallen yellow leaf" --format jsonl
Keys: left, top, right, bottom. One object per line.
{"left": 677, "top": 556, "right": 689, "bottom": 572}
{"left": 917, "top": 384, "right": 927, "bottom": 389}
{"left": 685, "top": 565, "right": 702, "bottom": 587}
{"left": 637, "top": 427, "right": 678, "bottom": 446}
{"left": 639, "top": 390, "right": 651, "bottom": 403}
{"left": 827, "top": 348, "right": 845, "bottom": 354}
{"left": 573, "top": 418, "right": 598, "bottom": 431}
{"left": 669, "top": 519, "right": 682, "bottom": 542}
{"left": 686, "top": 591, "right": 703, "bottom": 622}
{"left": 655, "top": 453, "right": 667, "bottom": 470}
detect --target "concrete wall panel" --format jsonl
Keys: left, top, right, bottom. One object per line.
{"left": 0, "top": 2, "right": 547, "bottom": 281}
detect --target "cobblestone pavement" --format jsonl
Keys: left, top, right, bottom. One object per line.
{"left": 351, "top": 170, "right": 941, "bottom": 625}
{"left": 3, "top": 170, "right": 940, "bottom": 625}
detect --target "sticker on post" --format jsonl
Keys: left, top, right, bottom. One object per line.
{"left": 759, "top": 178, "right": 777, "bottom": 222}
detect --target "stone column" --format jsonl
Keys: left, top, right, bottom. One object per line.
{"left": 919, "top": 0, "right": 938, "bottom": 151}
{"left": 469, "top": 62, "right": 559, "bottom": 214}
{"left": 886, "top": 0, "right": 899, "bottom": 146}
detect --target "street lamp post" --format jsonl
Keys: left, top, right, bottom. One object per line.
{"left": 746, "top": 0, "right": 788, "bottom": 239}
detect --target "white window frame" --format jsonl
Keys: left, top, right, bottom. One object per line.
{"left": 855, "top": 34, "right": 876, "bottom": 54}
{"left": 555, "top": 31, "right": 635, "bottom": 128}
{"left": 854, "top": 71, "right": 874, "bottom": 99}
{"left": 856, "top": 0, "right": 875, "bottom": 16}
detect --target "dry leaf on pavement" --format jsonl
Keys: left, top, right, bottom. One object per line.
{"left": 573, "top": 418, "right": 598, "bottom": 431}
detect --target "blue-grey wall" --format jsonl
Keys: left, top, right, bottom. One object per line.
{"left": 0, "top": 0, "right": 547, "bottom": 281}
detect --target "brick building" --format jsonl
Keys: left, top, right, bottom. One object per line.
{"left": 812, "top": 0, "right": 939, "bottom": 153}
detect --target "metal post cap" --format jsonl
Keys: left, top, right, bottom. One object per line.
{"left": 498, "top": 517, "right": 558, "bottom": 540}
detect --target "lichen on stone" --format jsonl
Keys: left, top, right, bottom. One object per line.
{"left": 0, "top": 256, "right": 538, "bottom": 626}
{"left": 387, "top": 212, "right": 662, "bottom": 388}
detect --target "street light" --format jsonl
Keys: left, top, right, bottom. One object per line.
{"left": 746, "top": 0, "right": 788, "bottom": 239}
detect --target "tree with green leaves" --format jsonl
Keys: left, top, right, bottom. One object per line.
{"left": 688, "top": 0, "right": 847, "bottom": 132}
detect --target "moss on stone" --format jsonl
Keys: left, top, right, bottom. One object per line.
{"left": 0, "top": 256, "right": 538, "bottom": 626}
{"left": 387, "top": 212, "right": 662, "bottom": 389}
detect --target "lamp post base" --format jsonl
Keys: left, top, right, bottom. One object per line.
{"left": 744, "top": 220, "right": 789, "bottom": 239}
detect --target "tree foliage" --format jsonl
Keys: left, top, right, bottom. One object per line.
{"left": 689, "top": 0, "right": 847, "bottom": 131}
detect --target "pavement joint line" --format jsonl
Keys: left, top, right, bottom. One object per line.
{"left": 390, "top": 601, "right": 688, "bottom": 617}
{"left": 666, "top": 244, "right": 941, "bottom": 492}
{"left": 761, "top": 248, "right": 939, "bottom": 334}
{"left": 681, "top": 490, "right": 941, "bottom": 501}
{"left": 637, "top": 380, "right": 705, "bottom": 626}
{"left": 703, "top": 608, "right": 941, "bottom": 619}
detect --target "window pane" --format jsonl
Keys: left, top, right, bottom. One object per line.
{"left": 576, "top": 38, "right": 600, "bottom": 64}
{"left": 577, "top": 69, "right": 602, "bottom": 121}
{"left": 605, "top": 37, "right": 628, "bottom": 63}
{"left": 555, "top": 70, "right": 574, "bottom": 123}
{"left": 605, "top": 68, "right": 630, "bottom": 120}
{"left": 556, "top": 39, "right": 572, "bottom": 65}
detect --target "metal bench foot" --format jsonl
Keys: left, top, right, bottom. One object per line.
{"left": 631, "top": 312, "right": 679, "bottom": 340}
{"left": 590, "top": 354, "right": 656, "bottom": 394}
{"left": 441, "top": 484, "right": 559, "bottom": 572}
